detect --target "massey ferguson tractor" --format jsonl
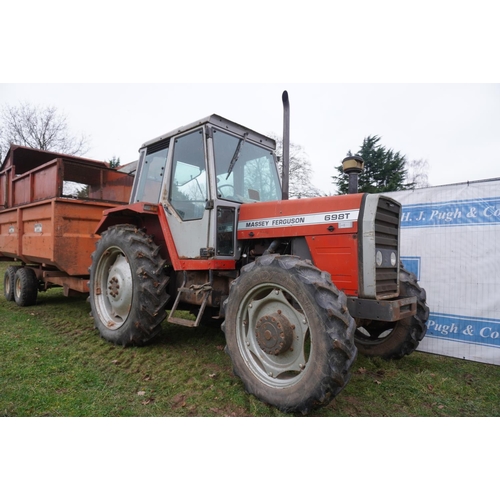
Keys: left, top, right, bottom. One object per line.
{"left": 88, "top": 92, "right": 429, "bottom": 414}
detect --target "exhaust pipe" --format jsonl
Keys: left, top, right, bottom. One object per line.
{"left": 342, "top": 155, "right": 364, "bottom": 194}
{"left": 282, "top": 90, "right": 290, "bottom": 200}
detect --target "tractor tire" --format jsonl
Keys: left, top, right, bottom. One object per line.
{"left": 222, "top": 254, "right": 357, "bottom": 414}
{"left": 89, "top": 224, "right": 170, "bottom": 346}
{"left": 354, "top": 265, "right": 429, "bottom": 360}
{"left": 4, "top": 266, "right": 17, "bottom": 301}
{"left": 13, "top": 267, "right": 38, "bottom": 307}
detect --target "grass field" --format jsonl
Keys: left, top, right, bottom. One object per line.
{"left": 1, "top": 261, "right": 499, "bottom": 417}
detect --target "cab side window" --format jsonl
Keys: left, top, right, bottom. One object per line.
{"left": 133, "top": 145, "right": 168, "bottom": 203}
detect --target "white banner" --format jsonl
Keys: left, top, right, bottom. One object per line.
{"left": 388, "top": 178, "right": 500, "bottom": 365}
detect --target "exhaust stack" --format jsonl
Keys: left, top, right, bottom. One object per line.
{"left": 342, "top": 155, "right": 364, "bottom": 194}
{"left": 282, "top": 91, "right": 290, "bottom": 200}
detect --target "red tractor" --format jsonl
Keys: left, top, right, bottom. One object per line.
{"left": 89, "top": 93, "right": 428, "bottom": 413}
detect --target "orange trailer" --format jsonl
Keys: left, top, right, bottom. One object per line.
{"left": 0, "top": 145, "right": 133, "bottom": 302}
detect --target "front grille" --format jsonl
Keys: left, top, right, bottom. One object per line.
{"left": 375, "top": 197, "right": 400, "bottom": 297}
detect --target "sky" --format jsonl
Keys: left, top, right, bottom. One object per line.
{"left": 1, "top": 83, "right": 499, "bottom": 192}
{"left": 1, "top": 2, "right": 499, "bottom": 196}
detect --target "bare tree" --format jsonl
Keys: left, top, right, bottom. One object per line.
{"left": 0, "top": 102, "right": 90, "bottom": 162}
{"left": 270, "top": 134, "right": 323, "bottom": 199}
{"left": 406, "top": 158, "right": 430, "bottom": 188}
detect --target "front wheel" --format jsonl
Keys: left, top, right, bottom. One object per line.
{"left": 354, "top": 266, "right": 429, "bottom": 359}
{"left": 222, "top": 254, "right": 357, "bottom": 414}
{"left": 89, "top": 224, "right": 170, "bottom": 346}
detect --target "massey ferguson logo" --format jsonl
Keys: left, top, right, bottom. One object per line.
{"left": 238, "top": 210, "right": 359, "bottom": 231}
{"left": 244, "top": 217, "right": 306, "bottom": 228}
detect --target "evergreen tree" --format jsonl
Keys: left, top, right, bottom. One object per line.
{"left": 332, "top": 136, "right": 414, "bottom": 194}
{"left": 108, "top": 156, "right": 121, "bottom": 169}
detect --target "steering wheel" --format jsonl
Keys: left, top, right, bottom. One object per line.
{"left": 217, "top": 183, "right": 235, "bottom": 198}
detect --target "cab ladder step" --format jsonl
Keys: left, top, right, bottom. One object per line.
{"left": 167, "top": 275, "right": 212, "bottom": 328}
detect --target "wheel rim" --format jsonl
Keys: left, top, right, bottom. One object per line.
{"left": 4, "top": 273, "right": 12, "bottom": 296}
{"left": 94, "top": 246, "right": 133, "bottom": 330}
{"left": 236, "top": 282, "right": 311, "bottom": 389}
{"left": 14, "top": 274, "right": 22, "bottom": 300}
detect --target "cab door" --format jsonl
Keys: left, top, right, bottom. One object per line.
{"left": 163, "top": 127, "right": 211, "bottom": 259}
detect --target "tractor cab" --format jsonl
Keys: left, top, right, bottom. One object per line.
{"left": 129, "top": 115, "right": 282, "bottom": 260}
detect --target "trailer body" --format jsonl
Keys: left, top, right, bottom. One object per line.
{"left": 0, "top": 145, "right": 133, "bottom": 295}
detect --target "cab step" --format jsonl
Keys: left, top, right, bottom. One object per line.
{"left": 167, "top": 276, "right": 211, "bottom": 328}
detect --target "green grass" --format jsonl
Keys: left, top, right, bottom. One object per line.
{"left": 1, "top": 261, "right": 499, "bottom": 417}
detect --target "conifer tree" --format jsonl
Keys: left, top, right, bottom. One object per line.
{"left": 333, "top": 136, "right": 413, "bottom": 194}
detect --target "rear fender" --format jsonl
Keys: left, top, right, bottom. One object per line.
{"left": 95, "top": 202, "right": 159, "bottom": 234}
{"left": 94, "top": 202, "right": 169, "bottom": 261}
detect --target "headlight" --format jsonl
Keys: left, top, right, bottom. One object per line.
{"left": 376, "top": 251, "right": 383, "bottom": 267}
{"left": 391, "top": 252, "right": 397, "bottom": 267}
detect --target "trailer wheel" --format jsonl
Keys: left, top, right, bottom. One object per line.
{"left": 3, "top": 266, "right": 17, "bottom": 301}
{"left": 89, "top": 224, "right": 170, "bottom": 346}
{"left": 354, "top": 266, "right": 429, "bottom": 359}
{"left": 13, "top": 267, "right": 38, "bottom": 307}
{"left": 222, "top": 254, "right": 357, "bottom": 414}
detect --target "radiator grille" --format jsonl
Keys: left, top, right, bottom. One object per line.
{"left": 375, "top": 197, "right": 400, "bottom": 296}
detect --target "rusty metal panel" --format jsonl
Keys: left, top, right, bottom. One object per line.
{"left": 12, "top": 176, "right": 31, "bottom": 205}
{"left": 0, "top": 208, "right": 18, "bottom": 258}
{"left": 32, "top": 161, "right": 59, "bottom": 201}
{"left": 100, "top": 169, "right": 133, "bottom": 202}
{"left": 0, "top": 171, "right": 7, "bottom": 208}
{"left": 52, "top": 200, "right": 104, "bottom": 276}
{"left": 21, "top": 202, "right": 55, "bottom": 265}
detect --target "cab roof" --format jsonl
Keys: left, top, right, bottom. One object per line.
{"left": 140, "top": 114, "right": 276, "bottom": 152}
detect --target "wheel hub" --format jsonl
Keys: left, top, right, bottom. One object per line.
{"left": 101, "top": 253, "right": 133, "bottom": 321}
{"left": 255, "top": 312, "right": 294, "bottom": 356}
{"left": 108, "top": 276, "right": 121, "bottom": 298}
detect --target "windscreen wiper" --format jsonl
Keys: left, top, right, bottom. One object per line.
{"left": 226, "top": 132, "right": 248, "bottom": 180}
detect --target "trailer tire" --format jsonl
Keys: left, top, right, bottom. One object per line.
{"left": 89, "top": 224, "right": 170, "bottom": 346}
{"left": 4, "top": 266, "right": 17, "bottom": 301}
{"left": 13, "top": 267, "right": 38, "bottom": 307}
{"left": 222, "top": 254, "right": 357, "bottom": 414}
{"left": 354, "top": 266, "right": 429, "bottom": 360}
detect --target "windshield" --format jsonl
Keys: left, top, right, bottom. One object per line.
{"left": 213, "top": 129, "right": 281, "bottom": 203}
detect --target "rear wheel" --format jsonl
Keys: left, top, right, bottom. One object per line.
{"left": 4, "top": 266, "right": 17, "bottom": 301}
{"left": 89, "top": 224, "right": 170, "bottom": 346}
{"left": 222, "top": 254, "right": 357, "bottom": 414}
{"left": 354, "top": 266, "right": 429, "bottom": 359}
{"left": 14, "top": 267, "right": 38, "bottom": 307}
